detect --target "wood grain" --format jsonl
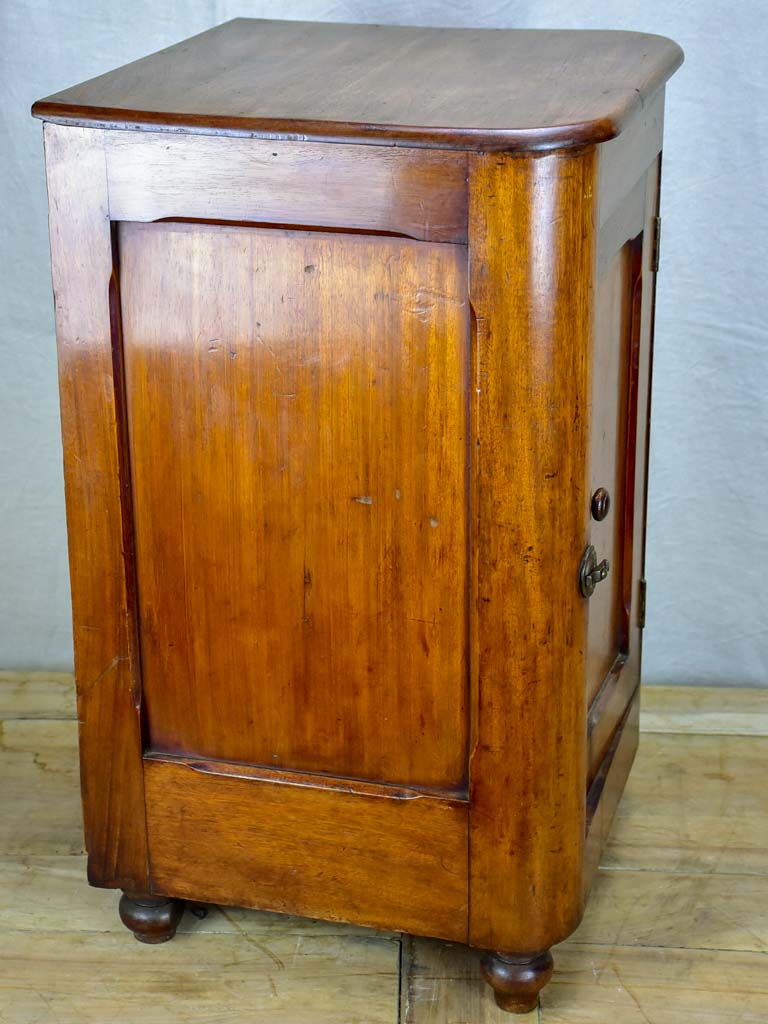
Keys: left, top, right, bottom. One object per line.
{"left": 120, "top": 220, "right": 469, "bottom": 791}
{"left": 143, "top": 753, "right": 467, "bottom": 803}
{"left": 467, "top": 148, "right": 596, "bottom": 953}
{"left": 0, "top": 719, "right": 82, "bottom": 856}
{"left": 0, "top": 672, "right": 76, "bottom": 719}
{"left": 541, "top": 944, "right": 768, "bottom": 1024}
{"left": 0, "top": 929, "right": 399, "bottom": 1024}
{"left": 584, "top": 691, "right": 640, "bottom": 892}
{"left": 597, "top": 173, "right": 648, "bottom": 277}
{"left": 0, "top": 854, "right": 384, "bottom": 939}
{"left": 604, "top": 732, "right": 768, "bottom": 874}
{"left": 587, "top": 155, "right": 662, "bottom": 777}
{"left": 588, "top": 665, "right": 641, "bottom": 785}
{"left": 104, "top": 131, "right": 468, "bottom": 243}
{"left": 641, "top": 685, "right": 768, "bottom": 735}
{"left": 19, "top": 674, "right": 766, "bottom": 736}
{"left": 585, "top": 237, "right": 636, "bottom": 706}
{"left": 598, "top": 88, "right": 666, "bottom": 227}
{"left": 42, "top": 123, "right": 149, "bottom": 892}
{"left": 32, "top": 19, "right": 683, "bottom": 152}
{"left": 577, "top": 867, "right": 768, "bottom": 952}
{"left": 3, "top": 682, "right": 767, "bottom": 1022}
{"left": 144, "top": 756, "right": 468, "bottom": 942}
{"left": 33, "top": 34, "right": 683, "bottom": 1005}
{"left": 401, "top": 937, "right": 537, "bottom": 1023}
{"left": 405, "top": 928, "right": 768, "bottom": 1024}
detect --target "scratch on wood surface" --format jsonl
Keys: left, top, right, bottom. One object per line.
{"left": 401, "top": 286, "right": 466, "bottom": 324}
{"left": 217, "top": 907, "right": 286, "bottom": 972}
{"left": 612, "top": 962, "right": 653, "bottom": 1024}
{"left": 78, "top": 655, "right": 125, "bottom": 697}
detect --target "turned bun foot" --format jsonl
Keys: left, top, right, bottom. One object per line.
{"left": 480, "top": 949, "right": 554, "bottom": 1013}
{"left": 119, "top": 892, "right": 185, "bottom": 944}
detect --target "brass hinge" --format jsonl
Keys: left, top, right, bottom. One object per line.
{"left": 651, "top": 216, "right": 662, "bottom": 273}
{"left": 638, "top": 578, "right": 647, "bottom": 629}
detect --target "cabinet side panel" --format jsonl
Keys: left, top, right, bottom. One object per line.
{"left": 467, "top": 150, "right": 596, "bottom": 951}
{"left": 598, "top": 88, "right": 664, "bottom": 228}
{"left": 42, "top": 124, "right": 148, "bottom": 890}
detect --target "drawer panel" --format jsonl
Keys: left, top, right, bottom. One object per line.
{"left": 583, "top": 687, "right": 640, "bottom": 892}
{"left": 588, "top": 671, "right": 640, "bottom": 782}
{"left": 144, "top": 755, "right": 469, "bottom": 942}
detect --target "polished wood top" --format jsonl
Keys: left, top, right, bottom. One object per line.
{"left": 32, "top": 19, "right": 682, "bottom": 151}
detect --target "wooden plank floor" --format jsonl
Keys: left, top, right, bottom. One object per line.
{"left": 1, "top": 671, "right": 766, "bottom": 1023}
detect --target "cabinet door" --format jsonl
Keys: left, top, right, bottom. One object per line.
{"left": 586, "top": 158, "right": 661, "bottom": 777}
{"left": 120, "top": 221, "right": 471, "bottom": 939}
{"left": 46, "top": 126, "right": 471, "bottom": 939}
{"left": 586, "top": 233, "right": 642, "bottom": 700}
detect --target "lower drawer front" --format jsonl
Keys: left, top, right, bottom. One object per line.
{"left": 144, "top": 757, "right": 469, "bottom": 942}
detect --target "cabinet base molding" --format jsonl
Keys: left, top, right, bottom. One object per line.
{"left": 480, "top": 950, "right": 555, "bottom": 1013}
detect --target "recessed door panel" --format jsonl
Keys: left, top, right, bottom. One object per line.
{"left": 119, "top": 221, "right": 469, "bottom": 790}
{"left": 586, "top": 232, "right": 644, "bottom": 706}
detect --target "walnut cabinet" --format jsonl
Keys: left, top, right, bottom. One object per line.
{"left": 33, "top": 19, "right": 682, "bottom": 1012}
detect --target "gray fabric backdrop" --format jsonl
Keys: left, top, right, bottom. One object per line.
{"left": 1, "top": 1, "right": 766, "bottom": 684}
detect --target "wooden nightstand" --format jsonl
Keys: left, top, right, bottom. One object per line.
{"left": 33, "top": 19, "right": 682, "bottom": 1013}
